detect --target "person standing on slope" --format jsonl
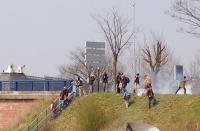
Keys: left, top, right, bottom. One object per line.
{"left": 144, "top": 75, "right": 156, "bottom": 109}
{"left": 175, "top": 76, "right": 189, "bottom": 95}
{"left": 133, "top": 73, "right": 140, "bottom": 93}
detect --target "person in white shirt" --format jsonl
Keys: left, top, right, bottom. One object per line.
{"left": 175, "top": 76, "right": 189, "bottom": 95}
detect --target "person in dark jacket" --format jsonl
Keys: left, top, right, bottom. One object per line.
{"left": 102, "top": 72, "right": 108, "bottom": 92}
{"left": 133, "top": 73, "right": 140, "bottom": 93}
{"left": 145, "top": 84, "right": 156, "bottom": 109}
{"left": 60, "top": 86, "right": 69, "bottom": 108}
{"left": 144, "top": 74, "right": 156, "bottom": 109}
{"left": 76, "top": 77, "right": 83, "bottom": 96}
{"left": 89, "top": 75, "right": 95, "bottom": 93}
{"left": 116, "top": 72, "right": 122, "bottom": 93}
{"left": 60, "top": 90, "right": 65, "bottom": 109}
{"left": 121, "top": 75, "right": 130, "bottom": 93}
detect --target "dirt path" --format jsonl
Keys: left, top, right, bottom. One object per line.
{"left": 0, "top": 99, "right": 34, "bottom": 130}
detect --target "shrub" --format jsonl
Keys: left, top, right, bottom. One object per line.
{"left": 75, "top": 96, "right": 110, "bottom": 131}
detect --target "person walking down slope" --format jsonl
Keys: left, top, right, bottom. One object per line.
{"left": 144, "top": 75, "right": 156, "bottom": 109}
{"left": 145, "top": 84, "right": 156, "bottom": 109}
{"left": 175, "top": 76, "right": 189, "bottom": 95}
{"left": 123, "top": 88, "right": 131, "bottom": 109}
{"left": 60, "top": 86, "right": 69, "bottom": 109}
{"left": 121, "top": 75, "right": 130, "bottom": 94}
{"left": 102, "top": 72, "right": 108, "bottom": 92}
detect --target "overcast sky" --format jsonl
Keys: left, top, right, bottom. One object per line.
{"left": 0, "top": 0, "right": 199, "bottom": 77}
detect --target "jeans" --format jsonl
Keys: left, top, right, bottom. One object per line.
{"left": 148, "top": 96, "right": 156, "bottom": 109}
{"left": 78, "top": 86, "right": 83, "bottom": 96}
{"left": 116, "top": 82, "right": 120, "bottom": 93}
{"left": 175, "top": 87, "right": 186, "bottom": 94}
{"left": 60, "top": 99, "right": 64, "bottom": 108}
{"left": 103, "top": 82, "right": 108, "bottom": 92}
{"left": 122, "top": 87, "right": 127, "bottom": 95}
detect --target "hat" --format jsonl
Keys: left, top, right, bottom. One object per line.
{"left": 64, "top": 86, "right": 67, "bottom": 89}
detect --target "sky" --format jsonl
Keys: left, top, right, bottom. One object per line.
{"left": 0, "top": 0, "right": 199, "bottom": 77}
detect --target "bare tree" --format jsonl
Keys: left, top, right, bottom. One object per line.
{"left": 164, "top": 52, "right": 181, "bottom": 74}
{"left": 142, "top": 39, "right": 169, "bottom": 77}
{"left": 93, "top": 9, "right": 134, "bottom": 92}
{"left": 59, "top": 47, "right": 113, "bottom": 83}
{"left": 188, "top": 54, "right": 200, "bottom": 78}
{"left": 168, "top": 0, "right": 200, "bottom": 37}
{"left": 186, "top": 53, "right": 200, "bottom": 89}
{"left": 59, "top": 47, "right": 90, "bottom": 81}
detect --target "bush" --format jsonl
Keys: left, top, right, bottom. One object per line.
{"left": 75, "top": 96, "right": 110, "bottom": 131}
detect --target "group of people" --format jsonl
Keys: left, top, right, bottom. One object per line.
{"left": 116, "top": 72, "right": 156, "bottom": 109}
{"left": 74, "top": 71, "right": 157, "bottom": 109}
{"left": 88, "top": 71, "right": 109, "bottom": 93}
{"left": 51, "top": 80, "right": 77, "bottom": 118}
{"left": 52, "top": 72, "right": 190, "bottom": 114}
{"left": 121, "top": 73, "right": 190, "bottom": 109}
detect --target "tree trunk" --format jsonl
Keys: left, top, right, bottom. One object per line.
{"left": 113, "top": 55, "right": 117, "bottom": 92}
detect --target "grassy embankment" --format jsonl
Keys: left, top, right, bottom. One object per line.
{"left": 48, "top": 93, "right": 200, "bottom": 131}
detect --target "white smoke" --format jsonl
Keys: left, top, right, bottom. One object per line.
{"left": 150, "top": 71, "right": 179, "bottom": 94}
{"left": 125, "top": 70, "right": 200, "bottom": 95}
{"left": 177, "top": 84, "right": 193, "bottom": 95}
{"left": 153, "top": 71, "right": 199, "bottom": 94}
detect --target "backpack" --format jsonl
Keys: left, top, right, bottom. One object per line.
{"left": 126, "top": 77, "right": 130, "bottom": 83}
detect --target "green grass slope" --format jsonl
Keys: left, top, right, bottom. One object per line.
{"left": 49, "top": 93, "right": 200, "bottom": 131}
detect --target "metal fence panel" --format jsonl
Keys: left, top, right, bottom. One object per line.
{"left": 0, "top": 80, "right": 71, "bottom": 91}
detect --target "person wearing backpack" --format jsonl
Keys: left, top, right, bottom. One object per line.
{"left": 121, "top": 75, "right": 130, "bottom": 93}
{"left": 102, "top": 72, "right": 108, "bottom": 92}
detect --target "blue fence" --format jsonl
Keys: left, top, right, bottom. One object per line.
{"left": 0, "top": 80, "right": 72, "bottom": 91}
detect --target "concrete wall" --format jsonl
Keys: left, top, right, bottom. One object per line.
{"left": 0, "top": 99, "right": 34, "bottom": 130}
